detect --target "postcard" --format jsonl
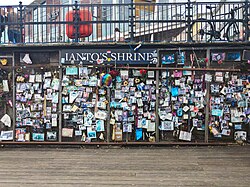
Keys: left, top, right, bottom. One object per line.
{"left": 87, "top": 130, "right": 97, "bottom": 139}
{"left": 35, "top": 74, "right": 42, "bottom": 82}
{"left": 148, "top": 71, "right": 154, "bottom": 78}
{"left": 29, "top": 75, "right": 35, "bottom": 83}
{"left": 66, "top": 67, "right": 78, "bottom": 75}
{"left": 44, "top": 71, "right": 52, "bottom": 77}
{"left": 160, "top": 121, "right": 174, "bottom": 131}
{"left": 0, "top": 130, "right": 13, "bottom": 141}
{"left": 75, "top": 130, "right": 82, "bottom": 136}
{"left": 147, "top": 121, "right": 155, "bottom": 132}
{"left": 120, "top": 70, "right": 129, "bottom": 79}
{"left": 43, "top": 79, "right": 51, "bottom": 89}
{"left": 47, "top": 131, "right": 57, "bottom": 141}
{"left": 51, "top": 78, "right": 60, "bottom": 90}
{"left": 179, "top": 130, "right": 191, "bottom": 141}
{"left": 32, "top": 133, "right": 45, "bottom": 141}
{"left": 69, "top": 91, "right": 79, "bottom": 103}
{"left": 115, "top": 129, "right": 123, "bottom": 141}
{"left": 96, "top": 120, "right": 105, "bottom": 132}
{"left": 221, "top": 129, "right": 231, "bottom": 136}
{"left": 123, "top": 123, "right": 132, "bottom": 133}
{"left": 62, "top": 128, "right": 73, "bottom": 137}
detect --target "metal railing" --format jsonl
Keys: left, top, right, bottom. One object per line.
{"left": 0, "top": 0, "right": 249, "bottom": 44}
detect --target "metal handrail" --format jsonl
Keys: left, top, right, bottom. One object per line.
{"left": 0, "top": 0, "right": 248, "bottom": 44}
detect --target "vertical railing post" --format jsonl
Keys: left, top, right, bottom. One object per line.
{"left": 244, "top": 0, "right": 249, "bottom": 42}
{"left": 73, "top": 1, "right": 80, "bottom": 42}
{"left": 129, "top": 0, "right": 135, "bottom": 42}
{"left": 12, "top": 53, "right": 16, "bottom": 142}
{"left": 186, "top": 0, "right": 192, "bottom": 42}
{"left": 19, "top": 1, "right": 24, "bottom": 43}
{"left": 204, "top": 48, "right": 211, "bottom": 143}
{"left": 155, "top": 50, "right": 160, "bottom": 143}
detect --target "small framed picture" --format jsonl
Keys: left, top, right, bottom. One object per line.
{"left": 227, "top": 52, "right": 241, "bottom": 61}
{"left": 32, "top": 133, "right": 45, "bottom": 141}
{"left": 87, "top": 131, "right": 97, "bottom": 139}
{"left": 46, "top": 131, "right": 57, "bottom": 141}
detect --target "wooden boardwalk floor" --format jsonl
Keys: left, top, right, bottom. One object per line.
{"left": 0, "top": 146, "right": 250, "bottom": 187}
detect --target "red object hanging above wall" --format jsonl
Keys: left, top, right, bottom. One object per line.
{"left": 66, "top": 9, "right": 93, "bottom": 39}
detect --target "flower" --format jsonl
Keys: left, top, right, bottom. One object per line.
{"left": 218, "top": 60, "right": 223, "bottom": 64}
{"left": 139, "top": 69, "right": 147, "bottom": 75}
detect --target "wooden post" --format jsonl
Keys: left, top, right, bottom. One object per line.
{"left": 58, "top": 51, "right": 63, "bottom": 142}
{"left": 204, "top": 48, "right": 211, "bottom": 143}
{"left": 12, "top": 53, "right": 16, "bottom": 142}
{"left": 155, "top": 50, "right": 160, "bottom": 142}
{"left": 106, "top": 68, "right": 111, "bottom": 143}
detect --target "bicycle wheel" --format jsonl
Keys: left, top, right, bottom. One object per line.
{"left": 190, "top": 18, "right": 214, "bottom": 42}
{"left": 226, "top": 21, "right": 245, "bottom": 42}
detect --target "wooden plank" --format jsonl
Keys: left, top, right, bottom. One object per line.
{"left": 0, "top": 146, "right": 249, "bottom": 186}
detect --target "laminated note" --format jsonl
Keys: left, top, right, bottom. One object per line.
{"left": 66, "top": 67, "right": 78, "bottom": 75}
{"left": 179, "top": 131, "right": 191, "bottom": 141}
{"left": 62, "top": 128, "right": 73, "bottom": 137}
{"left": 35, "top": 74, "right": 42, "bottom": 82}
{"left": 136, "top": 128, "right": 143, "bottom": 140}
{"left": 96, "top": 120, "right": 105, "bottom": 132}
{"left": 51, "top": 78, "right": 60, "bottom": 90}
{"left": 2, "top": 80, "right": 9, "bottom": 92}
{"left": 52, "top": 114, "right": 58, "bottom": 127}
{"left": 29, "top": 75, "right": 35, "bottom": 83}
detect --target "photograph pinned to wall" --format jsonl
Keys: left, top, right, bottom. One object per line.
{"left": 182, "top": 66, "right": 192, "bottom": 76}
{"left": 234, "top": 124, "right": 242, "bottom": 130}
{"left": 43, "top": 79, "right": 51, "bottom": 89}
{"left": 226, "top": 52, "right": 241, "bottom": 61}
{"left": 0, "top": 131, "right": 13, "bottom": 141}
{"left": 205, "top": 74, "right": 212, "bottom": 82}
{"left": 115, "top": 129, "right": 123, "bottom": 141}
{"left": 15, "top": 128, "right": 26, "bottom": 142}
{"left": 75, "top": 130, "right": 82, "bottom": 136}
{"left": 234, "top": 131, "right": 247, "bottom": 141}
{"left": 211, "top": 53, "right": 225, "bottom": 61}
{"left": 147, "top": 71, "right": 154, "bottom": 78}
{"left": 62, "top": 128, "right": 73, "bottom": 137}
{"left": 51, "top": 78, "right": 60, "bottom": 90}
{"left": 147, "top": 121, "right": 155, "bottom": 132}
{"left": 96, "top": 120, "right": 105, "bottom": 132}
{"left": 79, "top": 67, "right": 88, "bottom": 78}
{"left": 160, "top": 121, "right": 174, "bottom": 131}
{"left": 162, "top": 54, "right": 175, "bottom": 65}
{"left": 32, "top": 133, "right": 45, "bottom": 141}
{"left": 196, "top": 121, "right": 205, "bottom": 131}
{"left": 52, "top": 92, "right": 59, "bottom": 104}
{"left": 87, "top": 130, "right": 97, "bottom": 139}
{"left": 221, "top": 129, "right": 231, "bottom": 136}
{"left": 179, "top": 130, "right": 192, "bottom": 141}
{"left": 66, "top": 67, "right": 78, "bottom": 75}
{"left": 46, "top": 131, "right": 57, "bottom": 141}
{"left": 123, "top": 123, "right": 132, "bottom": 133}
{"left": 177, "top": 51, "right": 185, "bottom": 65}
{"left": 120, "top": 70, "right": 129, "bottom": 79}
{"left": 46, "top": 89, "right": 53, "bottom": 100}
{"left": 29, "top": 75, "right": 35, "bottom": 83}
{"left": 35, "top": 74, "right": 42, "bottom": 82}
{"left": 44, "top": 71, "right": 52, "bottom": 78}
